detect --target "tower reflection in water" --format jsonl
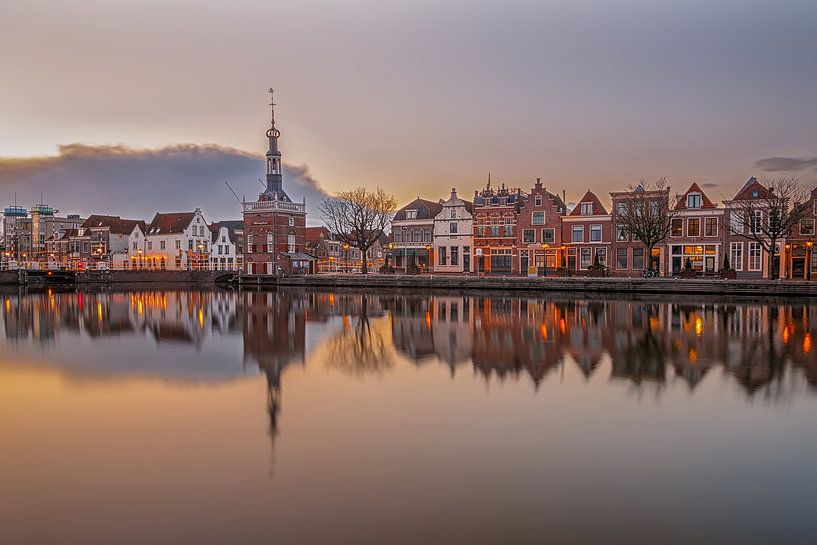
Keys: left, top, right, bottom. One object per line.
{"left": 1, "top": 288, "right": 815, "bottom": 446}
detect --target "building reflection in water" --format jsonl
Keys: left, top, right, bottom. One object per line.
{"left": 2, "top": 288, "right": 815, "bottom": 441}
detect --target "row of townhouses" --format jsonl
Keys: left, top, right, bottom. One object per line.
{"left": 1, "top": 206, "right": 246, "bottom": 272}
{"left": 3, "top": 92, "right": 814, "bottom": 280}
{"left": 391, "top": 178, "right": 817, "bottom": 280}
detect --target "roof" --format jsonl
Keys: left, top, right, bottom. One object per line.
{"left": 393, "top": 198, "right": 443, "bottom": 221}
{"left": 147, "top": 212, "right": 197, "bottom": 235}
{"left": 569, "top": 191, "right": 608, "bottom": 216}
{"left": 731, "top": 177, "right": 773, "bottom": 201}
{"left": 81, "top": 215, "right": 146, "bottom": 235}
{"left": 675, "top": 183, "right": 717, "bottom": 209}
{"left": 305, "top": 226, "right": 332, "bottom": 242}
{"left": 209, "top": 220, "right": 243, "bottom": 243}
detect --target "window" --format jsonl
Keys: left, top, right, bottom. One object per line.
{"left": 288, "top": 234, "right": 295, "bottom": 253}
{"left": 394, "top": 232, "right": 402, "bottom": 243}
{"left": 800, "top": 218, "right": 815, "bottom": 236}
{"left": 580, "top": 202, "right": 593, "bottom": 215}
{"left": 438, "top": 246, "right": 447, "bottom": 265}
{"left": 687, "top": 218, "right": 700, "bottom": 237}
{"left": 450, "top": 222, "right": 458, "bottom": 234}
{"left": 616, "top": 225, "right": 628, "bottom": 241}
{"left": 450, "top": 246, "right": 459, "bottom": 266}
{"left": 505, "top": 225, "right": 513, "bottom": 237}
{"left": 596, "top": 247, "right": 607, "bottom": 266}
{"left": 572, "top": 225, "right": 584, "bottom": 242}
{"left": 523, "top": 229, "right": 535, "bottom": 243}
{"left": 406, "top": 210, "right": 418, "bottom": 220}
{"left": 424, "top": 229, "right": 432, "bottom": 242}
{"left": 751, "top": 210, "right": 763, "bottom": 234}
{"left": 535, "top": 195, "right": 542, "bottom": 206}
{"left": 288, "top": 217, "right": 294, "bottom": 227}
{"left": 705, "top": 217, "right": 718, "bottom": 237}
{"left": 160, "top": 240, "right": 166, "bottom": 250}
{"left": 188, "top": 240, "right": 193, "bottom": 250}
{"left": 633, "top": 248, "right": 644, "bottom": 270}
{"left": 146, "top": 241, "right": 152, "bottom": 251}
{"left": 542, "top": 228, "right": 555, "bottom": 244}
{"left": 176, "top": 240, "right": 181, "bottom": 250}
{"left": 590, "top": 224, "right": 602, "bottom": 242}
{"left": 748, "top": 242, "right": 762, "bottom": 271}
{"left": 687, "top": 194, "right": 702, "bottom": 209}
{"left": 616, "top": 248, "right": 628, "bottom": 269}
{"left": 532, "top": 212, "right": 545, "bottom": 225}
{"left": 671, "top": 219, "right": 683, "bottom": 237}
{"left": 490, "top": 225, "right": 500, "bottom": 237}
{"left": 580, "top": 248, "right": 592, "bottom": 269}
{"left": 132, "top": 241, "right": 138, "bottom": 251}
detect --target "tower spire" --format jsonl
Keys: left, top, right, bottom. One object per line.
{"left": 264, "top": 88, "right": 286, "bottom": 199}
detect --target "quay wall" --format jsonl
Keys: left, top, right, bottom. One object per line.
{"left": 275, "top": 274, "right": 817, "bottom": 297}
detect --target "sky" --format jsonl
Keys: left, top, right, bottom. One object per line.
{"left": 1, "top": 0, "right": 816, "bottom": 221}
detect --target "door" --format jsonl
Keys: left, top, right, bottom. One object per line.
{"left": 705, "top": 256, "right": 715, "bottom": 272}
{"left": 792, "top": 258, "right": 805, "bottom": 279}
{"left": 463, "top": 254, "right": 470, "bottom": 273}
{"left": 672, "top": 256, "right": 682, "bottom": 274}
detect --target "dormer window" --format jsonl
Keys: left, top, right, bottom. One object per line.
{"left": 580, "top": 203, "right": 593, "bottom": 215}
{"left": 751, "top": 190, "right": 759, "bottom": 199}
{"left": 406, "top": 210, "right": 418, "bottom": 220}
{"left": 687, "top": 193, "right": 702, "bottom": 209}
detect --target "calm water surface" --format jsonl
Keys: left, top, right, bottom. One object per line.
{"left": 1, "top": 288, "right": 815, "bottom": 545}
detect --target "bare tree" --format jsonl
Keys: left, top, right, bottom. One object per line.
{"left": 725, "top": 176, "right": 810, "bottom": 279}
{"left": 614, "top": 179, "right": 679, "bottom": 271}
{"left": 320, "top": 186, "right": 397, "bottom": 274}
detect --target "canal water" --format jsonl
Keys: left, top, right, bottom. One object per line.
{"left": 1, "top": 288, "right": 815, "bottom": 545}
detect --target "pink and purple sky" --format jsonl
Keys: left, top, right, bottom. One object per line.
{"left": 1, "top": 0, "right": 815, "bottom": 221}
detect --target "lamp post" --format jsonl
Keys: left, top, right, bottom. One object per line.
{"left": 137, "top": 249, "right": 143, "bottom": 270}
{"left": 342, "top": 242, "right": 350, "bottom": 273}
{"left": 540, "top": 242, "right": 550, "bottom": 276}
{"left": 784, "top": 243, "right": 791, "bottom": 280}
{"left": 424, "top": 244, "right": 432, "bottom": 272}
{"left": 197, "top": 242, "right": 204, "bottom": 271}
{"left": 387, "top": 242, "right": 394, "bottom": 268}
{"left": 807, "top": 240, "right": 814, "bottom": 281}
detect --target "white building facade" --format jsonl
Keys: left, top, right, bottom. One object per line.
{"left": 140, "top": 208, "right": 211, "bottom": 270}
{"left": 432, "top": 188, "right": 474, "bottom": 273}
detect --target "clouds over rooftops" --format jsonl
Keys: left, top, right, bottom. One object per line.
{"left": 0, "top": 144, "right": 329, "bottom": 224}
{"left": 753, "top": 155, "right": 817, "bottom": 173}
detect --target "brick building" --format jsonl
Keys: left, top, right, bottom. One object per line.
{"left": 562, "top": 190, "right": 612, "bottom": 273}
{"left": 242, "top": 90, "right": 311, "bottom": 275}
{"left": 516, "top": 178, "right": 566, "bottom": 274}
{"left": 665, "top": 183, "right": 723, "bottom": 275}
{"left": 472, "top": 179, "right": 525, "bottom": 275}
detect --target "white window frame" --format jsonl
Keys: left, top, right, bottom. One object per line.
{"left": 572, "top": 225, "right": 584, "bottom": 243}
{"left": 580, "top": 202, "right": 593, "bottom": 216}
{"left": 532, "top": 211, "right": 545, "bottom": 225}
{"left": 730, "top": 242, "right": 743, "bottom": 271}
{"left": 590, "top": 224, "right": 602, "bottom": 242}
{"left": 748, "top": 242, "right": 762, "bottom": 271}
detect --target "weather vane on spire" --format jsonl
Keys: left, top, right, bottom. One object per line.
{"left": 266, "top": 88, "right": 280, "bottom": 138}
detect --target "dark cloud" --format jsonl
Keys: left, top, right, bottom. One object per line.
{"left": 0, "top": 144, "right": 329, "bottom": 225}
{"left": 701, "top": 183, "right": 719, "bottom": 188}
{"left": 753, "top": 156, "right": 817, "bottom": 173}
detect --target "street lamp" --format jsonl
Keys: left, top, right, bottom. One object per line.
{"left": 137, "top": 248, "right": 143, "bottom": 270}
{"left": 784, "top": 243, "right": 792, "bottom": 279}
{"left": 424, "top": 244, "right": 432, "bottom": 271}
{"left": 807, "top": 241, "right": 814, "bottom": 280}
{"left": 197, "top": 242, "right": 204, "bottom": 271}
{"left": 342, "top": 242, "right": 350, "bottom": 273}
